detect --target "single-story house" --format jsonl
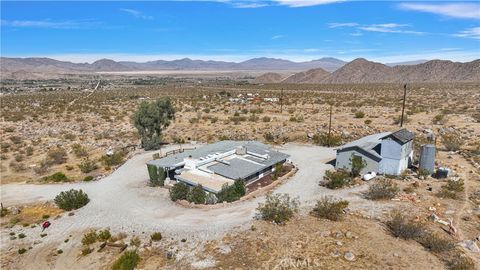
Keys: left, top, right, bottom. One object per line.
{"left": 335, "top": 129, "right": 414, "bottom": 176}
{"left": 146, "top": 141, "right": 289, "bottom": 194}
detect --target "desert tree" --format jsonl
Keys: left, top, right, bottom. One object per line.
{"left": 350, "top": 155, "right": 366, "bottom": 177}
{"left": 132, "top": 97, "right": 175, "bottom": 150}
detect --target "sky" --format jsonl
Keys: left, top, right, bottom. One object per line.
{"left": 1, "top": 1, "right": 479, "bottom": 63}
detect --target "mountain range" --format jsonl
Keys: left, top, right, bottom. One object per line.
{"left": 1, "top": 56, "right": 479, "bottom": 83}
{"left": 255, "top": 58, "right": 480, "bottom": 84}
{"left": 0, "top": 56, "right": 347, "bottom": 74}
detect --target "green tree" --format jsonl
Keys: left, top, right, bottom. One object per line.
{"left": 350, "top": 155, "right": 366, "bottom": 177}
{"left": 132, "top": 98, "right": 175, "bottom": 150}
{"left": 169, "top": 182, "right": 189, "bottom": 201}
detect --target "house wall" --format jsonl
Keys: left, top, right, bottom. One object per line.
{"left": 379, "top": 139, "right": 413, "bottom": 175}
{"left": 335, "top": 150, "right": 379, "bottom": 174}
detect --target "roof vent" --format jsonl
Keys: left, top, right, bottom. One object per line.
{"left": 235, "top": 146, "right": 247, "bottom": 155}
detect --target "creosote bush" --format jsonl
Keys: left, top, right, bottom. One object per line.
{"left": 311, "top": 196, "right": 349, "bottom": 221}
{"left": 47, "top": 148, "right": 68, "bottom": 164}
{"left": 150, "top": 232, "right": 162, "bottom": 241}
{"left": 312, "top": 133, "right": 342, "bottom": 147}
{"left": 441, "top": 132, "right": 464, "bottom": 151}
{"left": 81, "top": 230, "right": 98, "bottom": 245}
{"left": 437, "top": 179, "right": 464, "bottom": 199}
{"left": 256, "top": 193, "right": 299, "bottom": 224}
{"left": 447, "top": 256, "right": 475, "bottom": 270}
{"left": 54, "top": 189, "right": 90, "bottom": 211}
{"left": 418, "top": 232, "right": 454, "bottom": 253}
{"left": 112, "top": 250, "right": 140, "bottom": 270}
{"left": 100, "top": 151, "right": 126, "bottom": 167}
{"left": 323, "top": 170, "right": 351, "bottom": 189}
{"left": 366, "top": 178, "right": 399, "bottom": 200}
{"left": 78, "top": 158, "right": 98, "bottom": 173}
{"left": 42, "top": 172, "right": 69, "bottom": 182}
{"left": 386, "top": 212, "right": 425, "bottom": 240}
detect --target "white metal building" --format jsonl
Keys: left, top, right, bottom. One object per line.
{"left": 335, "top": 129, "right": 414, "bottom": 176}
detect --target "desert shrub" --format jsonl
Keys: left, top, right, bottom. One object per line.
{"left": 34, "top": 159, "right": 51, "bottom": 175}
{"left": 112, "top": 250, "right": 140, "bottom": 270}
{"left": 54, "top": 189, "right": 90, "bottom": 211}
{"left": 47, "top": 148, "right": 68, "bottom": 164}
{"left": 187, "top": 185, "right": 206, "bottom": 204}
{"left": 350, "top": 155, "right": 366, "bottom": 177}
{"left": 150, "top": 232, "right": 162, "bottom": 241}
{"left": 81, "top": 230, "right": 98, "bottom": 245}
{"left": 311, "top": 196, "right": 349, "bottom": 221}
{"left": 100, "top": 151, "right": 126, "bottom": 167}
{"left": 262, "top": 116, "right": 271, "bottom": 122}
{"left": 432, "top": 114, "right": 446, "bottom": 124}
{"left": 0, "top": 208, "right": 8, "bottom": 217}
{"left": 418, "top": 232, "right": 454, "bottom": 253}
{"left": 441, "top": 132, "right": 464, "bottom": 151}
{"left": 256, "top": 193, "right": 299, "bottom": 224}
{"left": 312, "top": 133, "right": 342, "bottom": 147}
{"left": 272, "top": 163, "right": 285, "bottom": 180}
{"left": 83, "top": 176, "right": 94, "bottom": 182}
{"left": 72, "top": 143, "right": 88, "bottom": 157}
{"left": 323, "top": 170, "right": 351, "bottom": 189}
{"left": 78, "top": 158, "right": 98, "bottom": 173}
{"left": 133, "top": 98, "right": 175, "bottom": 150}
{"left": 43, "top": 172, "right": 69, "bottom": 182}
{"left": 81, "top": 247, "right": 93, "bottom": 256}
{"left": 9, "top": 161, "right": 26, "bottom": 172}
{"left": 169, "top": 182, "right": 188, "bottom": 201}
{"left": 18, "top": 248, "right": 27, "bottom": 254}
{"left": 98, "top": 229, "right": 111, "bottom": 241}
{"left": 437, "top": 179, "right": 464, "bottom": 199}
{"left": 264, "top": 132, "right": 275, "bottom": 142}
{"left": 130, "top": 236, "right": 141, "bottom": 247}
{"left": 18, "top": 233, "right": 26, "bottom": 239}
{"left": 386, "top": 212, "right": 425, "bottom": 240}
{"left": 364, "top": 119, "right": 372, "bottom": 125}
{"left": 366, "top": 178, "right": 399, "bottom": 200}
{"left": 217, "top": 179, "right": 246, "bottom": 203}
{"left": 26, "top": 147, "right": 34, "bottom": 156}
{"left": 354, "top": 111, "right": 365, "bottom": 118}
{"left": 447, "top": 256, "right": 475, "bottom": 270}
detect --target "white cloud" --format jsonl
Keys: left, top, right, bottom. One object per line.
{"left": 328, "top": 22, "right": 424, "bottom": 35}
{"left": 328, "top": 22, "right": 358, "bottom": 28}
{"left": 454, "top": 27, "right": 480, "bottom": 39}
{"left": 398, "top": 3, "right": 480, "bottom": 20}
{"left": 271, "top": 35, "right": 284, "bottom": 39}
{"left": 119, "top": 8, "right": 153, "bottom": 20}
{"left": 0, "top": 19, "right": 98, "bottom": 29}
{"left": 232, "top": 2, "right": 269, "bottom": 8}
{"left": 273, "top": 0, "right": 344, "bottom": 7}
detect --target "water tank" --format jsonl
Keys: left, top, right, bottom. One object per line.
{"left": 419, "top": 144, "right": 435, "bottom": 174}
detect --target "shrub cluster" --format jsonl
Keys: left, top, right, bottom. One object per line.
{"left": 437, "top": 179, "right": 464, "bottom": 199}
{"left": 312, "top": 133, "right": 342, "bottom": 147}
{"left": 311, "top": 196, "right": 349, "bottom": 221}
{"left": 366, "top": 178, "right": 399, "bottom": 200}
{"left": 112, "top": 250, "right": 140, "bottom": 270}
{"left": 323, "top": 170, "right": 351, "bottom": 189}
{"left": 54, "top": 189, "right": 90, "bottom": 211}
{"left": 169, "top": 182, "right": 189, "bottom": 201}
{"left": 441, "top": 132, "right": 464, "bottom": 151}
{"left": 42, "top": 172, "right": 69, "bottom": 182}
{"left": 256, "top": 193, "right": 299, "bottom": 224}
{"left": 217, "top": 179, "right": 246, "bottom": 203}
{"left": 78, "top": 158, "right": 98, "bottom": 173}
{"left": 100, "top": 151, "right": 126, "bottom": 167}
{"left": 150, "top": 232, "right": 162, "bottom": 241}
{"left": 386, "top": 212, "right": 425, "bottom": 240}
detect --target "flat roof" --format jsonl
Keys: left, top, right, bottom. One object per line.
{"left": 208, "top": 157, "right": 264, "bottom": 180}
{"left": 175, "top": 170, "right": 234, "bottom": 193}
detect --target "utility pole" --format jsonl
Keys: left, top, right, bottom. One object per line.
{"left": 328, "top": 103, "right": 333, "bottom": 147}
{"left": 400, "top": 84, "right": 407, "bottom": 127}
{"left": 280, "top": 88, "right": 284, "bottom": 113}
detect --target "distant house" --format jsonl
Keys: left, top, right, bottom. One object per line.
{"left": 147, "top": 141, "right": 289, "bottom": 194}
{"left": 335, "top": 129, "right": 414, "bottom": 176}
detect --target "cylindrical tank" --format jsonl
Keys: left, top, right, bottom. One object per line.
{"left": 419, "top": 144, "right": 436, "bottom": 174}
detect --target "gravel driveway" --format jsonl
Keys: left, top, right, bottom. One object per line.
{"left": 1, "top": 143, "right": 389, "bottom": 245}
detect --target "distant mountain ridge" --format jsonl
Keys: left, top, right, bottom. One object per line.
{"left": 0, "top": 56, "right": 347, "bottom": 73}
{"left": 255, "top": 58, "right": 480, "bottom": 83}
